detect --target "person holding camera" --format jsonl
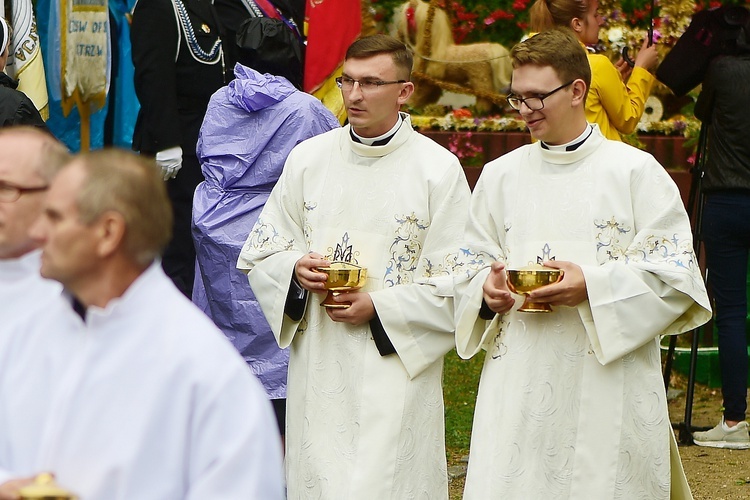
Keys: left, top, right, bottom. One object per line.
{"left": 691, "top": 7, "right": 750, "bottom": 450}
{"left": 529, "top": 0, "right": 658, "bottom": 142}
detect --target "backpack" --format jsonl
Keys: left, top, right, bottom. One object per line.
{"left": 235, "top": 16, "right": 304, "bottom": 89}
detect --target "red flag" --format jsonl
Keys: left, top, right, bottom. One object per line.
{"left": 304, "top": 0, "right": 361, "bottom": 94}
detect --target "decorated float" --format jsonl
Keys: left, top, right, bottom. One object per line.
{"left": 371, "top": 0, "right": 726, "bottom": 193}
{"left": 371, "top": 0, "right": 750, "bottom": 385}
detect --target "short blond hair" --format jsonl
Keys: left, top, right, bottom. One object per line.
{"left": 74, "top": 149, "right": 172, "bottom": 265}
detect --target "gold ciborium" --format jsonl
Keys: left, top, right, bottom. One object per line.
{"left": 506, "top": 265, "right": 564, "bottom": 313}
{"left": 19, "top": 473, "right": 77, "bottom": 500}
{"left": 317, "top": 262, "right": 368, "bottom": 309}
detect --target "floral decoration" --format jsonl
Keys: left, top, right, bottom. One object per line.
{"left": 376, "top": 0, "right": 739, "bottom": 142}
{"left": 447, "top": 132, "right": 485, "bottom": 166}
{"left": 371, "top": 0, "right": 532, "bottom": 47}
{"left": 412, "top": 113, "right": 699, "bottom": 138}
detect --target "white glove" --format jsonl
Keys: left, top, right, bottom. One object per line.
{"left": 155, "top": 146, "right": 183, "bottom": 180}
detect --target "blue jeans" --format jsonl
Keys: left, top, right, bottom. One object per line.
{"left": 702, "top": 191, "right": 750, "bottom": 422}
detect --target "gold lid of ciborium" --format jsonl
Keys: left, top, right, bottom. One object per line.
{"left": 18, "top": 473, "right": 77, "bottom": 500}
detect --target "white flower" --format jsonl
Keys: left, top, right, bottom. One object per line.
{"left": 608, "top": 27, "right": 624, "bottom": 44}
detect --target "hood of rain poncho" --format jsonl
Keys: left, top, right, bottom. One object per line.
{"left": 192, "top": 64, "right": 339, "bottom": 398}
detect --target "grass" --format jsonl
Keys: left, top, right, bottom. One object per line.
{"left": 443, "top": 348, "right": 485, "bottom": 499}
{"left": 443, "top": 348, "right": 485, "bottom": 456}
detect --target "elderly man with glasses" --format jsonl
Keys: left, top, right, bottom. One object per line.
{"left": 0, "top": 149, "right": 284, "bottom": 499}
{"left": 238, "top": 34, "right": 471, "bottom": 499}
{"left": 0, "top": 127, "right": 70, "bottom": 330}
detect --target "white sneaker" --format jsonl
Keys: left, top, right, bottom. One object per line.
{"left": 693, "top": 418, "right": 750, "bottom": 449}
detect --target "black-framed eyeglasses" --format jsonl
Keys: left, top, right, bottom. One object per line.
{"left": 506, "top": 80, "right": 575, "bottom": 111}
{"left": 335, "top": 76, "right": 407, "bottom": 92}
{"left": 0, "top": 181, "right": 49, "bottom": 202}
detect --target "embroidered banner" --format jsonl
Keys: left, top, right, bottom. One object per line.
{"left": 60, "top": 0, "right": 109, "bottom": 116}
{"left": 5, "top": 0, "right": 50, "bottom": 119}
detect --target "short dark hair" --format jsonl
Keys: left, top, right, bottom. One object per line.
{"left": 345, "top": 34, "right": 413, "bottom": 80}
{"left": 510, "top": 28, "right": 591, "bottom": 95}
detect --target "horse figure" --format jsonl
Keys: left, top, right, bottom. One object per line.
{"left": 393, "top": 0, "right": 513, "bottom": 112}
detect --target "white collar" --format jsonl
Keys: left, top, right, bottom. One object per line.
{"left": 0, "top": 249, "right": 42, "bottom": 281}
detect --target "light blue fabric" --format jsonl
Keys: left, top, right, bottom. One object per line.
{"left": 37, "top": 0, "right": 138, "bottom": 150}
{"left": 192, "top": 64, "right": 339, "bottom": 398}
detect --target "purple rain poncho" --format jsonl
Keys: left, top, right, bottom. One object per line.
{"left": 192, "top": 65, "right": 339, "bottom": 398}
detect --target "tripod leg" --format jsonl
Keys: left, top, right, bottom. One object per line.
{"left": 663, "top": 334, "right": 677, "bottom": 391}
{"left": 675, "top": 121, "right": 710, "bottom": 444}
{"left": 680, "top": 326, "right": 703, "bottom": 444}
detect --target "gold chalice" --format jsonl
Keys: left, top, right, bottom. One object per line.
{"left": 317, "top": 262, "right": 368, "bottom": 309}
{"left": 506, "top": 265, "right": 564, "bottom": 313}
{"left": 19, "top": 473, "right": 77, "bottom": 500}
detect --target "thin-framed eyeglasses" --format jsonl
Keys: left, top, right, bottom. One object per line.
{"left": 506, "top": 80, "right": 575, "bottom": 111}
{"left": 335, "top": 76, "right": 407, "bottom": 93}
{"left": 0, "top": 181, "right": 49, "bottom": 202}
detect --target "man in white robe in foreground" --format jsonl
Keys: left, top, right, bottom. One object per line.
{"left": 454, "top": 28, "right": 711, "bottom": 499}
{"left": 0, "top": 127, "right": 69, "bottom": 326}
{"left": 238, "top": 34, "right": 470, "bottom": 499}
{"left": 0, "top": 150, "right": 284, "bottom": 499}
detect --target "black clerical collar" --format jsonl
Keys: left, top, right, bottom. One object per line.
{"left": 350, "top": 115, "right": 403, "bottom": 146}
{"left": 541, "top": 125, "right": 593, "bottom": 152}
{"left": 349, "top": 130, "right": 394, "bottom": 147}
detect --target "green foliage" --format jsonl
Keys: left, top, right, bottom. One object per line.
{"left": 371, "top": 0, "right": 411, "bottom": 25}
{"left": 443, "top": 348, "right": 485, "bottom": 453}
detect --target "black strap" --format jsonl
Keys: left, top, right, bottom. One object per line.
{"left": 284, "top": 274, "right": 307, "bottom": 321}
{"left": 370, "top": 314, "right": 396, "bottom": 356}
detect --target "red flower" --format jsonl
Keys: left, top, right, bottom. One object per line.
{"left": 489, "top": 9, "right": 514, "bottom": 21}
{"left": 452, "top": 108, "right": 473, "bottom": 119}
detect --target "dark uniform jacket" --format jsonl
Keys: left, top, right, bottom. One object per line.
{"left": 131, "top": 0, "right": 243, "bottom": 296}
{"left": 0, "top": 73, "right": 47, "bottom": 130}
{"left": 131, "top": 0, "right": 230, "bottom": 158}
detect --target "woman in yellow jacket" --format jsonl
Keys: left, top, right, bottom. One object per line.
{"left": 529, "top": 0, "right": 659, "bottom": 141}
